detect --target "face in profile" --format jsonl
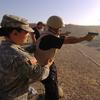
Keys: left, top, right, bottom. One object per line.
{"left": 11, "top": 30, "right": 29, "bottom": 45}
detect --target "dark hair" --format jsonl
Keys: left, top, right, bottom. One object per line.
{"left": 37, "top": 21, "right": 44, "bottom": 25}
{"left": 0, "top": 27, "right": 24, "bottom": 37}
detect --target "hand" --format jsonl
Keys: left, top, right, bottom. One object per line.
{"left": 29, "top": 57, "right": 37, "bottom": 65}
{"left": 85, "top": 34, "right": 96, "bottom": 41}
{"left": 45, "top": 59, "right": 54, "bottom": 68}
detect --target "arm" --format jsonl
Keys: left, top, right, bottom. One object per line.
{"left": 63, "top": 36, "right": 86, "bottom": 44}
{"left": 63, "top": 34, "right": 96, "bottom": 44}
{"left": 12, "top": 54, "right": 52, "bottom": 83}
{"left": 28, "top": 57, "right": 53, "bottom": 81}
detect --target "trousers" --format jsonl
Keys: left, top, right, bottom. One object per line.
{"left": 41, "top": 63, "right": 59, "bottom": 100}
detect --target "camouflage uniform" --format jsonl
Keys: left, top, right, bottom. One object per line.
{"left": 0, "top": 39, "right": 48, "bottom": 99}
{"left": 0, "top": 14, "right": 50, "bottom": 100}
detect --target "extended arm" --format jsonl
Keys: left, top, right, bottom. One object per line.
{"left": 63, "top": 34, "right": 96, "bottom": 44}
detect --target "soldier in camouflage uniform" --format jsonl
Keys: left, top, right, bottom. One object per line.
{"left": 0, "top": 14, "right": 53, "bottom": 100}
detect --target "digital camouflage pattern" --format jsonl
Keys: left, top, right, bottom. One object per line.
{"left": 1, "top": 14, "right": 34, "bottom": 32}
{"left": 0, "top": 40, "right": 45, "bottom": 100}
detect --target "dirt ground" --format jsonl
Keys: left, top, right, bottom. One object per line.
{"left": 30, "top": 44, "right": 100, "bottom": 100}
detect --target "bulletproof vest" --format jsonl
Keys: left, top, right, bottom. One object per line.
{"left": 34, "top": 31, "right": 57, "bottom": 65}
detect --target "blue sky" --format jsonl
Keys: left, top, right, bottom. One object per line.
{"left": 0, "top": 0, "right": 100, "bottom": 25}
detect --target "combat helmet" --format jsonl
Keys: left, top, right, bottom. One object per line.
{"left": 47, "top": 15, "right": 63, "bottom": 29}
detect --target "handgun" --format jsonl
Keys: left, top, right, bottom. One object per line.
{"left": 88, "top": 32, "right": 99, "bottom": 36}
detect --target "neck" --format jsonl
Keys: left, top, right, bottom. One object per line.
{"left": 48, "top": 27, "right": 59, "bottom": 35}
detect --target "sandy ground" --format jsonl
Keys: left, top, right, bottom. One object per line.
{"left": 30, "top": 44, "right": 100, "bottom": 100}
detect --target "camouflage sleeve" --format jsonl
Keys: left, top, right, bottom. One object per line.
{"left": 41, "top": 65, "right": 50, "bottom": 80}
{"left": 11, "top": 55, "right": 49, "bottom": 82}
{"left": 29, "top": 64, "right": 50, "bottom": 82}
